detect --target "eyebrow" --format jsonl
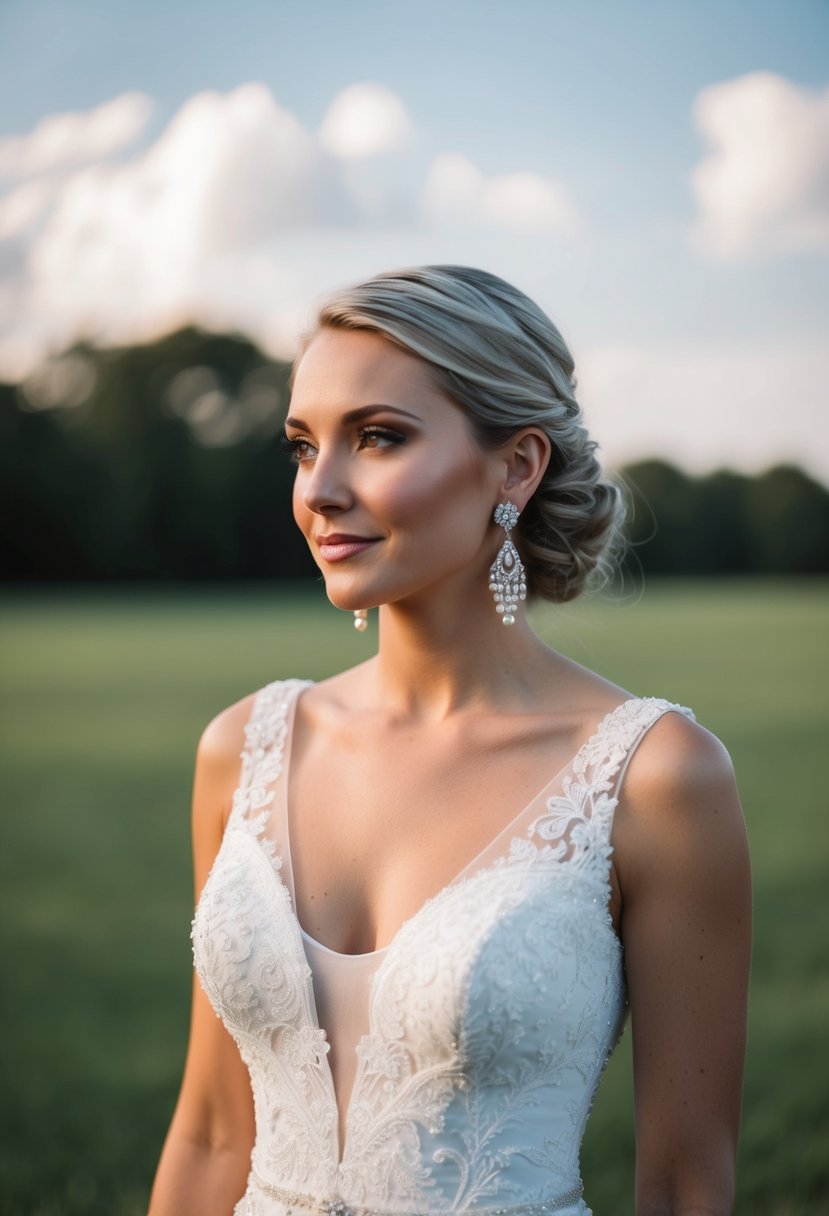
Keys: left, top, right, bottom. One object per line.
{"left": 284, "top": 404, "right": 421, "bottom": 430}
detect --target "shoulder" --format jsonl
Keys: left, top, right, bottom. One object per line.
{"left": 193, "top": 681, "right": 297, "bottom": 831}
{"left": 190, "top": 692, "right": 256, "bottom": 842}
{"left": 613, "top": 703, "right": 748, "bottom": 896}
{"left": 197, "top": 677, "right": 309, "bottom": 762}
{"left": 625, "top": 703, "right": 737, "bottom": 811}
{"left": 196, "top": 676, "right": 312, "bottom": 793}
{"left": 189, "top": 682, "right": 307, "bottom": 887}
{"left": 185, "top": 692, "right": 258, "bottom": 894}
{"left": 196, "top": 690, "right": 258, "bottom": 773}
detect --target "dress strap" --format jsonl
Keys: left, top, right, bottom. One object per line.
{"left": 571, "top": 696, "right": 695, "bottom": 799}
{"left": 227, "top": 678, "right": 311, "bottom": 835}
{"left": 523, "top": 698, "right": 695, "bottom": 881}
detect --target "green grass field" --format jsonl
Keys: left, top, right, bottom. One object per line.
{"left": 1, "top": 581, "right": 827, "bottom": 1215}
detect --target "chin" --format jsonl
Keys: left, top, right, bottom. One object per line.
{"left": 323, "top": 585, "right": 373, "bottom": 613}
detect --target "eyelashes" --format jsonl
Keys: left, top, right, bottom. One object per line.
{"left": 357, "top": 426, "right": 407, "bottom": 452}
{"left": 279, "top": 426, "right": 407, "bottom": 466}
{"left": 279, "top": 434, "right": 311, "bottom": 464}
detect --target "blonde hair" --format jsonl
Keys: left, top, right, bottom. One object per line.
{"left": 294, "top": 264, "right": 625, "bottom": 603}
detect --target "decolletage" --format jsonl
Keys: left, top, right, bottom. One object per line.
{"left": 280, "top": 683, "right": 625, "bottom": 958}
{"left": 192, "top": 678, "right": 694, "bottom": 1215}
{"left": 278, "top": 682, "right": 635, "bottom": 1145}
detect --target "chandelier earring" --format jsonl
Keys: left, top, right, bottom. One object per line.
{"left": 489, "top": 502, "right": 527, "bottom": 626}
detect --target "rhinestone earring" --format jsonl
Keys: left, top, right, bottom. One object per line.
{"left": 489, "top": 502, "right": 527, "bottom": 626}
{"left": 353, "top": 608, "right": 369, "bottom": 632}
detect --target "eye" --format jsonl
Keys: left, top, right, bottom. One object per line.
{"left": 358, "top": 426, "right": 406, "bottom": 451}
{"left": 279, "top": 434, "right": 317, "bottom": 465}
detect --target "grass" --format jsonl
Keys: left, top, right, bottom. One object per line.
{"left": 0, "top": 580, "right": 827, "bottom": 1215}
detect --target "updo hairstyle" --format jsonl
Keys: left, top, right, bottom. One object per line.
{"left": 294, "top": 265, "right": 625, "bottom": 603}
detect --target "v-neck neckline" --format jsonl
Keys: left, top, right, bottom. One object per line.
{"left": 277, "top": 681, "right": 640, "bottom": 961}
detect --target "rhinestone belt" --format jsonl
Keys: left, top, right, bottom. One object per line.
{"left": 250, "top": 1170, "right": 584, "bottom": 1215}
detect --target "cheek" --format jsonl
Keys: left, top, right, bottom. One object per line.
{"left": 375, "top": 446, "right": 489, "bottom": 526}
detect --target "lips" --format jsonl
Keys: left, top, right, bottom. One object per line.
{"left": 316, "top": 533, "right": 381, "bottom": 562}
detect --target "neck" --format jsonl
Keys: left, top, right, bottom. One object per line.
{"left": 367, "top": 589, "right": 557, "bottom": 720}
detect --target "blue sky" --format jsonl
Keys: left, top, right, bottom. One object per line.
{"left": 1, "top": 0, "right": 827, "bottom": 478}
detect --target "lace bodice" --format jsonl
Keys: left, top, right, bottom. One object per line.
{"left": 191, "top": 681, "right": 693, "bottom": 1216}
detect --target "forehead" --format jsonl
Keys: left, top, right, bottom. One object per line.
{"left": 291, "top": 327, "right": 443, "bottom": 410}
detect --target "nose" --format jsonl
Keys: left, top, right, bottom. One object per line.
{"left": 300, "top": 449, "right": 353, "bottom": 516}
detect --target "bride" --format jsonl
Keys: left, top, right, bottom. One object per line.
{"left": 149, "top": 265, "right": 750, "bottom": 1216}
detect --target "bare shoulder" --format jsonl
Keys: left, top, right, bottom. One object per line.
{"left": 626, "top": 707, "right": 737, "bottom": 810}
{"left": 190, "top": 691, "right": 258, "bottom": 869}
{"left": 614, "top": 706, "right": 749, "bottom": 891}
{"left": 197, "top": 690, "right": 258, "bottom": 770}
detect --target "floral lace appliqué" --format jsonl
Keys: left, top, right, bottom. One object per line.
{"left": 191, "top": 683, "right": 693, "bottom": 1213}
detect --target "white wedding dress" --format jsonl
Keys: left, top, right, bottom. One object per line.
{"left": 192, "top": 679, "right": 693, "bottom": 1216}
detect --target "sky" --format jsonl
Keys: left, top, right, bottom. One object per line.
{"left": 1, "top": 0, "right": 827, "bottom": 481}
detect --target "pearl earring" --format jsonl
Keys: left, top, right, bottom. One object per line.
{"left": 489, "top": 502, "right": 527, "bottom": 626}
{"left": 353, "top": 609, "right": 369, "bottom": 632}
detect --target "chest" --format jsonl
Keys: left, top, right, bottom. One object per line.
{"left": 286, "top": 712, "right": 589, "bottom": 953}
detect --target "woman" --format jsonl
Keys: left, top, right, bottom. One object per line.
{"left": 149, "top": 266, "right": 751, "bottom": 1216}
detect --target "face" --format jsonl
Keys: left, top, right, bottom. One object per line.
{"left": 285, "top": 327, "right": 505, "bottom": 614}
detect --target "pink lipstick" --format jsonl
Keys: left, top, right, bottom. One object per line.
{"left": 317, "top": 534, "right": 381, "bottom": 562}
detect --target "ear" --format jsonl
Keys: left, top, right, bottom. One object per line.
{"left": 500, "top": 428, "right": 552, "bottom": 510}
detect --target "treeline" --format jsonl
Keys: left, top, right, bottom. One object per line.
{"left": 1, "top": 327, "right": 827, "bottom": 582}
{"left": 623, "top": 460, "right": 829, "bottom": 576}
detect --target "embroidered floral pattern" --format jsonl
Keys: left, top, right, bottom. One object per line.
{"left": 191, "top": 682, "right": 693, "bottom": 1214}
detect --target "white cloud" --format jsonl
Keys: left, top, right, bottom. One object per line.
{"left": 319, "top": 82, "right": 414, "bottom": 159}
{"left": 482, "top": 172, "right": 581, "bottom": 234}
{"left": 691, "top": 71, "right": 829, "bottom": 258}
{"left": 0, "top": 180, "right": 52, "bottom": 240}
{"left": 0, "top": 85, "right": 594, "bottom": 379}
{"left": 577, "top": 339, "right": 829, "bottom": 482}
{"left": 0, "top": 92, "right": 153, "bottom": 178}
{"left": 422, "top": 152, "right": 580, "bottom": 235}
{"left": 421, "top": 153, "right": 482, "bottom": 215}
{"left": 0, "top": 84, "right": 359, "bottom": 369}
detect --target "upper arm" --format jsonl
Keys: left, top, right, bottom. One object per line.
{"left": 613, "top": 712, "right": 751, "bottom": 1215}
{"left": 166, "top": 694, "right": 259, "bottom": 1154}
